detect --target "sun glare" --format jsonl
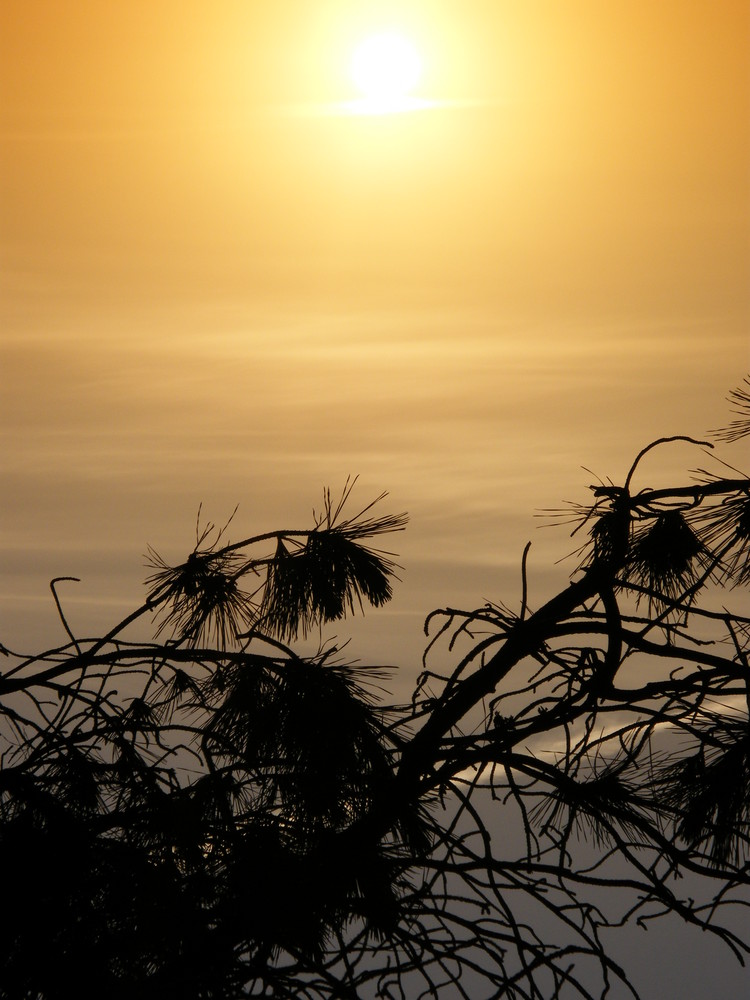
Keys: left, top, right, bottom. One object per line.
{"left": 349, "top": 32, "right": 423, "bottom": 113}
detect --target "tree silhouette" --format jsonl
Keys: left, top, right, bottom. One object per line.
{"left": 2, "top": 387, "right": 750, "bottom": 999}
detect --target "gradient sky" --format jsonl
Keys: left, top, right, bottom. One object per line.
{"left": 3, "top": 0, "right": 749, "bottom": 655}
{"left": 1, "top": 2, "right": 750, "bottom": 993}
{"left": 2, "top": 0, "right": 748, "bottom": 650}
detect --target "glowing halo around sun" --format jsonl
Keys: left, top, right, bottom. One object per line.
{"left": 348, "top": 32, "right": 427, "bottom": 114}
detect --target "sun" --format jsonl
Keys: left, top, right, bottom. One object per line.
{"left": 350, "top": 32, "right": 423, "bottom": 111}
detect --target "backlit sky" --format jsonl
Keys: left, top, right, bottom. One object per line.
{"left": 2, "top": 0, "right": 748, "bottom": 663}
{"left": 1, "top": 3, "right": 750, "bottom": 993}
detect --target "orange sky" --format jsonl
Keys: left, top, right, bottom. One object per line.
{"left": 1, "top": 1, "right": 749, "bottom": 676}
{"left": 1, "top": 6, "right": 749, "bottom": 991}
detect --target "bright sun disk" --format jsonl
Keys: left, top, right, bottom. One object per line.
{"left": 350, "top": 33, "right": 422, "bottom": 107}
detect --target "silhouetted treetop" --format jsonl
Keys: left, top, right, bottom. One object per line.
{"left": 1, "top": 378, "right": 749, "bottom": 999}
{"left": 144, "top": 478, "right": 407, "bottom": 646}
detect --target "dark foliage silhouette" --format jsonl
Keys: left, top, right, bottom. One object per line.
{"left": 2, "top": 387, "right": 750, "bottom": 998}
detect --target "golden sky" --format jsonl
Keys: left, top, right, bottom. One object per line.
{"left": 1, "top": 1, "right": 749, "bottom": 679}
{"left": 1, "top": 8, "right": 749, "bottom": 990}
